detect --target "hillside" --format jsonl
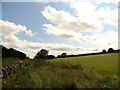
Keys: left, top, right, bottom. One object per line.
{"left": 49, "top": 53, "right": 118, "bottom": 68}
{"left": 2, "top": 53, "right": 118, "bottom": 88}
{"left": 49, "top": 53, "right": 118, "bottom": 77}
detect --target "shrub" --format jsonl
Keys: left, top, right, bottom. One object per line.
{"left": 108, "top": 48, "right": 114, "bottom": 53}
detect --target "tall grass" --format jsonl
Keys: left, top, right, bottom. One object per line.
{"left": 2, "top": 59, "right": 118, "bottom": 88}
{"left": 2, "top": 57, "right": 30, "bottom": 67}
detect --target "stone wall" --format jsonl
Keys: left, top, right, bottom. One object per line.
{"left": 2, "top": 61, "right": 30, "bottom": 78}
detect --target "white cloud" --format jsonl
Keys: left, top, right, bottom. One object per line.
{"left": 1, "top": 20, "right": 102, "bottom": 58}
{"left": 96, "top": 0, "right": 120, "bottom": 4}
{"left": 23, "top": 43, "right": 100, "bottom": 58}
{"left": 2, "top": 34, "right": 99, "bottom": 58}
{"left": 66, "top": 0, "right": 118, "bottom": 27}
{"left": 0, "top": 20, "right": 35, "bottom": 37}
{"left": 104, "top": 9, "right": 118, "bottom": 27}
{"left": 43, "top": 23, "right": 118, "bottom": 49}
{"left": 0, "top": 19, "right": 36, "bottom": 49}
{"left": 43, "top": 24, "right": 87, "bottom": 42}
{"left": 2, "top": 0, "right": 52, "bottom": 2}
{"left": 69, "top": 0, "right": 117, "bottom": 27}
{"left": 0, "top": 19, "right": 36, "bottom": 48}
{"left": 41, "top": 2, "right": 118, "bottom": 34}
{"left": 41, "top": 5, "right": 102, "bottom": 32}
{"left": 41, "top": 1, "right": 118, "bottom": 51}
{"left": 1, "top": 1, "right": 118, "bottom": 58}
{"left": 87, "top": 31, "right": 118, "bottom": 49}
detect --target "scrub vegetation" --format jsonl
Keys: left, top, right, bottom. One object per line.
{"left": 2, "top": 53, "right": 118, "bottom": 88}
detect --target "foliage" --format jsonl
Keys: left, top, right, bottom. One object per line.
{"left": 1, "top": 45, "right": 27, "bottom": 59}
{"left": 57, "top": 55, "right": 61, "bottom": 58}
{"left": 102, "top": 49, "right": 106, "bottom": 53}
{"left": 108, "top": 48, "right": 114, "bottom": 53}
{"left": 61, "top": 53, "right": 67, "bottom": 58}
{"left": 47, "top": 55, "right": 55, "bottom": 59}
{"left": 34, "top": 49, "right": 49, "bottom": 59}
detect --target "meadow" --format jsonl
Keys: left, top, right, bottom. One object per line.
{"left": 2, "top": 53, "right": 118, "bottom": 88}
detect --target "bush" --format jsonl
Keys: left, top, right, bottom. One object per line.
{"left": 108, "top": 48, "right": 114, "bottom": 53}
{"left": 102, "top": 49, "right": 106, "bottom": 53}
{"left": 47, "top": 55, "right": 55, "bottom": 59}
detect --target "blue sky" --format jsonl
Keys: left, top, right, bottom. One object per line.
{"left": 2, "top": 2, "right": 80, "bottom": 45}
{"left": 1, "top": 1, "right": 118, "bottom": 58}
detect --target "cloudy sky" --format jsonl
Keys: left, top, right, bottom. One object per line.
{"left": 0, "top": 0, "right": 119, "bottom": 58}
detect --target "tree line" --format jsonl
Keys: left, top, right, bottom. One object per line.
{"left": 1, "top": 45, "right": 120, "bottom": 60}
{"left": 1, "top": 45, "right": 27, "bottom": 59}
{"left": 34, "top": 48, "right": 120, "bottom": 60}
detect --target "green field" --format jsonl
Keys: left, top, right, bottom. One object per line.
{"left": 49, "top": 53, "right": 118, "bottom": 76}
{"left": 2, "top": 53, "right": 119, "bottom": 88}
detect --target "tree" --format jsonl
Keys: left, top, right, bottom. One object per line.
{"left": 57, "top": 55, "right": 61, "bottom": 58}
{"left": 102, "top": 49, "right": 106, "bottom": 53}
{"left": 34, "top": 49, "right": 49, "bottom": 59}
{"left": 47, "top": 55, "right": 55, "bottom": 59}
{"left": 61, "top": 53, "right": 67, "bottom": 58}
{"left": 108, "top": 48, "right": 114, "bottom": 53}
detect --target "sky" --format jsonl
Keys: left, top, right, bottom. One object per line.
{"left": 0, "top": 0, "right": 119, "bottom": 58}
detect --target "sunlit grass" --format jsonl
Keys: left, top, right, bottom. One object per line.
{"left": 2, "top": 53, "right": 118, "bottom": 88}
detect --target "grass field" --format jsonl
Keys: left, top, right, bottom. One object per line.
{"left": 49, "top": 53, "right": 118, "bottom": 76}
{"left": 2, "top": 53, "right": 119, "bottom": 88}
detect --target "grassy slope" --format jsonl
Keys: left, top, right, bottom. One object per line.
{"left": 2, "top": 53, "right": 119, "bottom": 88}
{"left": 49, "top": 53, "right": 118, "bottom": 76}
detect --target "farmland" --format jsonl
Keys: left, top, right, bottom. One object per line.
{"left": 49, "top": 53, "right": 118, "bottom": 77}
{"left": 2, "top": 53, "right": 119, "bottom": 88}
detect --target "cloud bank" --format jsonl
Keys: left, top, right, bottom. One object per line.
{"left": 1, "top": 20, "right": 101, "bottom": 58}
{"left": 1, "top": 1, "right": 118, "bottom": 58}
